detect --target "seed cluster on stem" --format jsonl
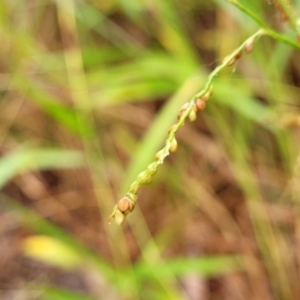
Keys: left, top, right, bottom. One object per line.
{"left": 108, "top": 30, "right": 265, "bottom": 225}
{"left": 108, "top": 1, "right": 300, "bottom": 225}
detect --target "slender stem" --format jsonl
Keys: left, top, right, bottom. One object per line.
{"left": 227, "top": 0, "right": 269, "bottom": 28}
{"left": 108, "top": 1, "right": 300, "bottom": 225}
{"left": 227, "top": 0, "right": 300, "bottom": 50}
{"left": 108, "top": 29, "right": 265, "bottom": 225}
{"left": 265, "top": 28, "right": 300, "bottom": 49}
{"left": 277, "top": 0, "right": 300, "bottom": 36}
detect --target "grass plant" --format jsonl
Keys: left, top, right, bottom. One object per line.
{"left": 1, "top": 0, "right": 300, "bottom": 299}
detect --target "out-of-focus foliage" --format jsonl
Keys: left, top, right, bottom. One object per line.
{"left": 1, "top": 0, "right": 300, "bottom": 299}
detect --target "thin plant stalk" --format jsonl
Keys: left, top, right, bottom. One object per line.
{"left": 109, "top": 1, "right": 300, "bottom": 224}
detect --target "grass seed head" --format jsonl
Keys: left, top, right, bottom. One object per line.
{"left": 202, "top": 85, "right": 213, "bottom": 101}
{"left": 196, "top": 98, "right": 206, "bottom": 111}
{"left": 155, "top": 149, "right": 164, "bottom": 160}
{"left": 117, "top": 197, "right": 135, "bottom": 213}
{"left": 188, "top": 109, "right": 197, "bottom": 122}
{"left": 244, "top": 39, "right": 254, "bottom": 53}
{"left": 170, "top": 138, "right": 178, "bottom": 153}
{"left": 114, "top": 210, "right": 125, "bottom": 225}
{"left": 168, "top": 124, "right": 176, "bottom": 134}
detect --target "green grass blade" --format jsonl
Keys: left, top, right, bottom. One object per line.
{"left": 1, "top": 195, "right": 116, "bottom": 282}
{"left": 0, "top": 148, "right": 84, "bottom": 189}
{"left": 134, "top": 255, "right": 242, "bottom": 282}
{"left": 40, "top": 285, "right": 94, "bottom": 300}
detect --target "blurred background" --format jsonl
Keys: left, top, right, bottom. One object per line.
{"left": 1, "top": 0, "right": 300, "bottom": 299}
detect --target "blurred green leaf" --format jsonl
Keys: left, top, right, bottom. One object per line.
{"left": 1, "top": 195, "right": 117, "bottom": 282}
{"left": 81, "top": 46, "right": 128, "bottom": 67}
{"left": 89, "top": 52, "right": 194, "bottom": 107}
{"left": 0, "top": 148, "right": 84, "bottom": 188}
{"left": 23, "top": 235, "right": 83, "bottom": 270}
{"left": 26, "top": 88, "right": 92, "bottom": 137}
{"left": 134, "top": 255, "right": 242, "bottom": 281}
{"left": 213, "top": 79, "right": 274, "bottom": 123}
{"left": 93, "top": 80, "right": 176, "bottom": 106}
{"left": 40, "top": 285, "right": 94, "bottom": 300}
